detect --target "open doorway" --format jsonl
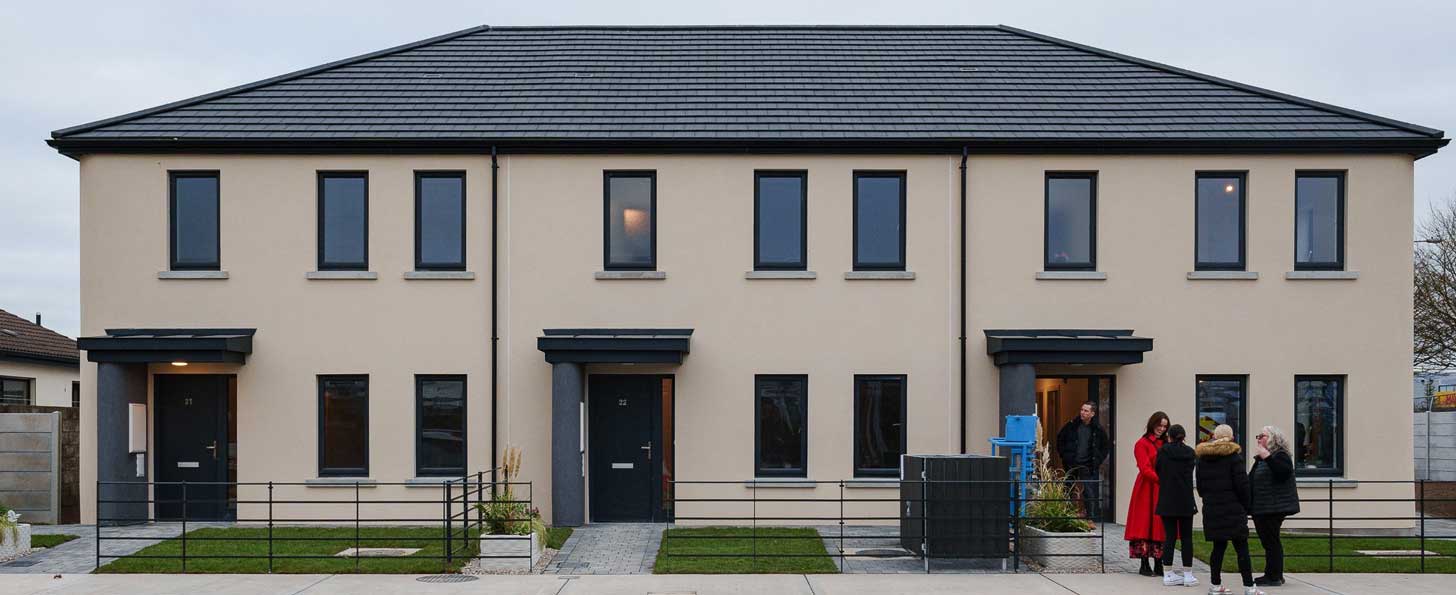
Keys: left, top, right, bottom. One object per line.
{"left": 1035, "top": 375, "right": 1115, "bottom": 522}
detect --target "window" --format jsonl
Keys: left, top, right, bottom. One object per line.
{"left": 754, "top": 172, "right": 808, "bottom": 270}
{"left": 1294, "top": 375, "right": 1344, "bottom": 476}
{"left": 1045, "top": 173, "right": 1097, "bottom": 271}
{"left": 416, "top": 375, "right": 466, "bottom": 476}
{"left": 1195, "top": 173, "right": 1246, "bottom": 270}
{"left": 0, "top": 377, "right": 32, "bottom": 405}
{"left": 71, "top": 381, "right": 80, "bottom": 409}
{"left": 1294, "top": 172, "right": 1345, "bottom": 270}
{"left": 754, "top": 375, "right": 808, "bottom": 477}
{"left": 318, "top": 375, "right": 368, "bottom": 476}
{"left": 604, "top": 171, "right": 656, "bottom": 270}
{"left": 853, "top": 375, "right": 906, "bottom": 477}
{"left": 853, "top": 172, "right": 906, "bottom": 270}
{"left": 169, "top": 172, "right": 220, "bottom": 270}
{"left": 318, "top": 173, "right": 369, "bottom": 271}
{"left": 415, "top": 172, "right": 466, "bottom": 271}
{"left": 1196, "top": 375, "right": 1247, "bottom": 446}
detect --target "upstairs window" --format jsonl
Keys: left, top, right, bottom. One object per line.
{"left": 854, "top": 375, "right": 906, "bottom": 477}
{"left": 604, "top": 171, "right": 656, "bottom": 270}
{"left": 1295, "top": 172, "right": 1345, "bottom": 270}
{"left": 1045, "top": 173, "right": 1097, "bottom": 271}
{"left": 416, "top": 375, "right": 467, "bottom": 476}
{"left": 1294, "top": 375, "right": 1344, "bottom": 477}
{"left": 169, "top": 172, "right": 220, "bottom": 270}
{"left": 318, "top": 173, "right": 369, "bottom": 271}
{"left": 755, "top": 172, "right": 808, "bottom": 270}
{"left": 1195, "top": 173, "right": 1247, "bottom": 270}
{"left": 853, "top": 172, "right": 906, "bottom": 270}
{"left": 415, "top": 172, "right": 466, "bottom": 271}
{"left": 318, "top": 375, "right": 369, "bottom": 477}
{"left": 755, "top": 375, "right": 808, "bottom": 477}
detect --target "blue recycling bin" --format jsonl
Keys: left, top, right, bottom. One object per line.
{"left": 989, "top": 415, "right": 1038, "bottom": 516}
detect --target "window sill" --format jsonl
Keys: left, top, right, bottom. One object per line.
{"left": 743, "top": 478, "right": 817, "bottom": 489}
{"left": 158, "top": 271, "right": 229, "bottom": 280}
{"left": 595, "top": 271, "right": 667, "bottom": 280}
{"left": 1296, "top": 477, "right": 1358, "bottom": 489}
{"left": 403, "top": 271, "right": 475, "bottom": 280}
{"left": 844, "top": 271, "right": 915, "bottom": 280}
{"left": 1036, "top": 271, "right": 1107, "bottom": 281}
{"left": 1187, "top": 271, "right": 1259, "bottom": 281}
{"left": 404, "top": 477, "right": 466, "bottom": 487}
{"left": 306, "top": 271, "right": 379, "bottom": 280}
{"left": 745, "top": 271, "right": 817, "bottom": 280}
{"left": 304, "top": 478, "right": 378, "bottom": 488}
{"left": 844, "top": 478, "right": 900, "bottom": 489}
{"left": 1285, "top": 270, "right": 1359, "bottom": 280}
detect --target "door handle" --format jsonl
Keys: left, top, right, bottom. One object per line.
{"left": 641, "top": 441, "right": 652, "bottom": 461}
{"left": 205, "top": 440, "right": 218, "bottom": 460}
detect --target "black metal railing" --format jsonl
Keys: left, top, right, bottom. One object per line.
{"left": 95, "top": 470, "right": 535, "bottom": 573}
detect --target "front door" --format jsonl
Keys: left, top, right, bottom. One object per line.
{"left": 1035, "top": 375, "right": 1116, "bottom": 522}
{"left": 588, "top": 375, "right": 663, "bottom": 522}
{"left": 155, "top": 375, "right": 231, "bottom": 520}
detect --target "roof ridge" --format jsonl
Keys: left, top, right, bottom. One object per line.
{"left": 50, "top": 24, "right": 491, "bottom": 139}
{"left": 484, "top": 25, "right": 1004, "bottom": 30}
{"left": 995, "top": 25, "right": 1445, "bottom": 138}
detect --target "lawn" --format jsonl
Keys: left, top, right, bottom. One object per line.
{"left": 1192, "top": 530, "right": 1456, "bottom": 573}
{"left": 97, "top": 526, "right": 479, "bottom": 574}
{"left": 31, "top": 534, "right": 80, "bottom": 549}
{"left": 546, "top": 526, "right": 573, "bottom": 550}
{"left": 654, "top": 527, "right": 838, "bottom": 574}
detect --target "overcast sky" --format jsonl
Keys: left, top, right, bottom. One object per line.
{"left": 2, "top": 0, "right": 1452, "bottom": 338}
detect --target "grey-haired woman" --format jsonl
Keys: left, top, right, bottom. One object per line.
{"left": 1249, "top": 425, "right": 1300, "bottom": 587}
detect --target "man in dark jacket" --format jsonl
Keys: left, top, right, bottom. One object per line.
{"left": 1056, "top": 401, "right": 1109, "bottom": 519}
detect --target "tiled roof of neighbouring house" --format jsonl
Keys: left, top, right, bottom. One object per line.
{"left": 48, "top": 26, "right": 1447, "bottom": 156}
{"left": 0, "top": 309, "right": 79, "bottom": 367}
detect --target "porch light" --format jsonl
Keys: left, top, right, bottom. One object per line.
{"left": 171, "top": 361, "right": 189, "bottom": 367}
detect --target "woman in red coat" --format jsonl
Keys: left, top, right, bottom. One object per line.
{"left": 1126, "top": 411, "right": 1170, "bottom": 576}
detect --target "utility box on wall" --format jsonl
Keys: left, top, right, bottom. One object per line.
{"left": 901, "top": 454, "right": 1010, "bottom": 560}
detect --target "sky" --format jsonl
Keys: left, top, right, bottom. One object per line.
{"left": 1, "top": 0, "right": 1452, "bottom": 339}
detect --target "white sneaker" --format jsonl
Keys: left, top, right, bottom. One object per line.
{"left": 1163, "top": 570, "right": 1182, "bottom": 586}
{"left": 1243, "top": 588, "right": 1265, "bottom": 595}
{"left": 1207, "top": 586, "right": 1231, "bottom": 595}
{"left": 1182, "top": 570, "right": 1199, "bottom": 587}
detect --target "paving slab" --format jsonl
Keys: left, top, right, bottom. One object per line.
{"left": 811, "top": 573, "right": 1064, "bottom": 594}
{"left": 304, "top": 574, "right": 561, "bottom": 594}
{"left": 557, "top": 574, "right": 813, "bottom": 594}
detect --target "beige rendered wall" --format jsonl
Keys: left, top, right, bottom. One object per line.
{"left": 0, "top": 360, "right": 77, "bottom": 407}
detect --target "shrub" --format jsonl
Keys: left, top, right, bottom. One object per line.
{"left": 1021, "top": 432, "right": 1094, "bottom": 533}
{"left": 476, "top": 446, "right": 547, "bottom": 549}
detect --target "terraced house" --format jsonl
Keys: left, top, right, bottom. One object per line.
{"left": 51, "top": 26, "right": 1445, "bottom": 529}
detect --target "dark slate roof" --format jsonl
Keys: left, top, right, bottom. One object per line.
{"left": 0, "top": 309, "right": 79, "bottom": 367}
{"left": 48, "top": 26, "right": 1446, "bottom": 156}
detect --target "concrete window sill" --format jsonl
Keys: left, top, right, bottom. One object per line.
{"left": 743, "top": 478, "right": 818, "bottom": 489}
{"left": 158, "top": 271, "right": 229, "bottom": 280}
{"left": 1297, "top": 477, "right": 1359, "bottom": 489}
{"left": 404, "top": 477, "right": 464, "bottom": 487}
{"left": 595, "top": 271, "right": 667, "bottom": 280}
{"left": 403, "top": 271, "right": 475, "bottom": 280}
{"left": 844, "top": 479, "right": 900, "bottom": 489}
{"left": 745, "top": 271, "right": 817, "bottom": 280}
{"left": 1036, "top": 271, "right": 1107, "bottom": 281}
{"left": 844, "top": 271, "right": 916, "bottom": 281}
{"left": 1285, "top": 270, "right": 1359, "bottom": 281}
{"left": 304, "top": 478, "right": 378, "bottom": 487}
{"left": 306, "top": 271, "right": 379, "bottom": 280}
{"left": 1187, "top": 271, "right": 1259, "bottom": 280}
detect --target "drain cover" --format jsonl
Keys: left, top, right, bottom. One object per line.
{"left": 853, "top": 548, "right": 912, "bottom": 558}
{"left": 3, "top": 560, "right": 39, "bottom": 567}
{"left": 417, "top": 575, "right": 479, "bottom": 583}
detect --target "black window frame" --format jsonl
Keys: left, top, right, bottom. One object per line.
{"left": 316, "top": 171, "right": 370, "bottom": 272}
{"left": 1043, "top": 172, "right": 1099, "bottom": 272}
{"left": 414, "top": 171, "right": 467, "bottom": 272}
{"left": 602, "top": 170, "right": 658, "bottom": 271}
{"left": 168, "top": 170, "right": 221, "bottom": 271}
{"left": 753, "top": 374, "right": 809, "bottom": 478}
{"left": 1293, "top": 374, "right": 1345, "bottom": 478}
{"left": 71, "top": 381, "right": 80, "bottom": 408}
{"left": 851, "top": 171, "right": 908, "bottom": 271}
{"left": 753, "top": 171, "right": 809, "bottom": 271}
{"left": 1194, "top": 171, "right": 1248, "bottom": 271}
{"left": 853, "top": 374, "right": 908, "bottom": 478}
{"left": 1195, "top": 374, "right": 1248, "bottom": 447}
{"left": 317, "top": 374, "right": 369, "bottom": 477}
{"left": 0, "top": 376, "right": 33, "bottom": 405}
{"left": 415, "top": 374, "right": 468, "bottom": 477}
{"left": 1293, "top": 171, "right": 1347, "bottom": 271}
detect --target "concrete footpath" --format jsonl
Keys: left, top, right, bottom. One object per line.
{"left": 0, "top": 572, "right": 1441, "bottom": 594}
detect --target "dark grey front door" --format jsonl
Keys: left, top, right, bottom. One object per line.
{"left": 154, "top": 375, "right": 230, "bottom": 520}
{"left": 588, "top": 375, "right": 662, "bottom": 522}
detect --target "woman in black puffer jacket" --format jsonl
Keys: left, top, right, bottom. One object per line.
{"left": 1196, "top": 424, "right": 1259, "bottom": 595}
{"left": 1249, "top": 425, "right": 1300, "bottom": 587}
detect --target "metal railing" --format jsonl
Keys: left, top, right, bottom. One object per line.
{"left": 94, "top": 470, "right": 534, "bottom": 573}
{"left": 1249, "top": 479, "right": 1455, "bottom": 573}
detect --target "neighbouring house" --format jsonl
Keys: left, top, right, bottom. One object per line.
{"left": 0, "top": 309, "right": 78, "bottom": 408}
{"left": 0, "top": 308, "right": 80, "bottom": 524}
{"left": 50, "top": 26, "right": 1446, "bottom": 529}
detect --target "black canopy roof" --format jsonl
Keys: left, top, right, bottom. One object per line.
{"left": 77, "top": 329, "right": 255, "bottom": 364}
{"left": 537, "top": 328, "right": 692, "bottom": 364}
{"left": 984, "top": 329, "right": 1152, "bottom": 365}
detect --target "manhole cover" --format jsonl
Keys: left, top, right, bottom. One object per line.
{"left": 417, "top": 575, "right": 478, "bottom": 583}
{"left": 3, "top": 560, "right": 39, "bottom": 567}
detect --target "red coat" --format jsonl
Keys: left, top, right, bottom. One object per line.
{"left": 1125, "top": 434, "right": 1166, "bottom": 542}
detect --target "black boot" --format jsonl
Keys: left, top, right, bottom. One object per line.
{"left": 1138, "top": 557, "right": 1153, "bottom": 576}
{"left": 1152, "top": 559, "right": 1164, "bottom": 575}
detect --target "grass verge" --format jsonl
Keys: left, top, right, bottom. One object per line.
{"left": 1191, "top": 530, "right": 1456, "bottom": 573}
{"left": 97, "top": 526, "right": 478, "bottom": 574}
{"left": 32, "top": 534, "right": 80, "bottom": 548}
{"left": 654, "top": 527, "right": 838, "bottom": 574}
{"left": 546, "top": 526, "right": 573, "bottom": 550}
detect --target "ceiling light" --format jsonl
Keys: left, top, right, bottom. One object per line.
{"left": 170, "top": 361, "right": 189, "bottom": 367}
{"left": 1224, "top": 184, "right": 1235, "bottom": 194}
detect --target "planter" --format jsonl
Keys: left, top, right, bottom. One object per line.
{"left": 0, "top": 524, "right": 32, "bottom": 558}
{"left": 476, "top": 532, "right": 538, "bottom": 572}
{"left": 1017, "top": 524, "right": 1099, "bottom": 572}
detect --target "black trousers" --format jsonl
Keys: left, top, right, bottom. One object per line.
{"left": 1209, "top": 538, "right": 1254, "bottom": 587}
{"left": 1253, "top": 514, "right": 1287, "bottom": 581}
{"left": 1159, "top": 515, "right": 1194, "bottom": 567}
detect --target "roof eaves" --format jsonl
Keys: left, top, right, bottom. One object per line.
{"left": 49, "top": 24, "right": 492, "bottom": 139}
{"left": 995, "top": 24, "right": 1447, "bottom": 139}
